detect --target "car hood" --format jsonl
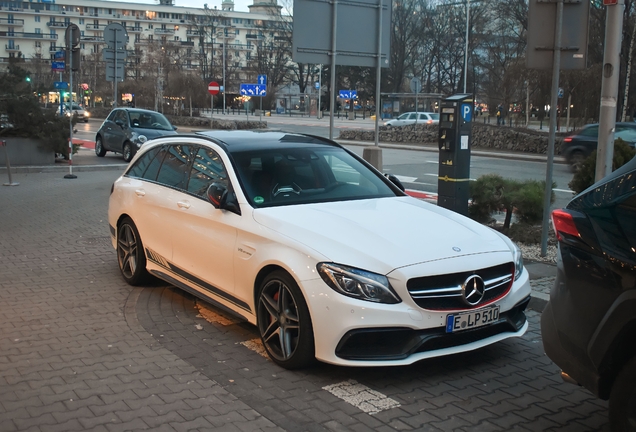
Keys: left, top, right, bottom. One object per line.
{"left": 252, "top": 197, "right": 510, "bottom": 273}
{"left": 132, "top": 128, "right": 177, "bottom": 139}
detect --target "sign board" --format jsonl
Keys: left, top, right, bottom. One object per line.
{"left": 292, "top": 0, "right": 391, "bottom": 68}
{"left": 339, "top": 90, "right": 357, "bottom": 99}
{"left": 54, "top": 51, "right": 65, "bottom": 60}
{"left": 240, "top": 84, "right": 266, "bottom": 96}
{"left": 315, "top": 82, "right": 320, "bottom": 90}
{"left": 208, "top": 81, "right": 220, "bottom": 95}
{"left": 54, "top": 81, "right": 68, "bottom": 89}
{"left": 64, "top": 24, "right": 80, "bottom": 48}
{"left": 52, "top": 61, "right": 65, "bottom": 72}
{"left": 105, "top": 64, "right": 125, "bottom": 82}
{"left": 257, "top": 74, "right": 267, "bottom": 85}
{"left": 410, "top": 77, "right": 422, "bottom": 94}
{"left": 461, "top": 104, "right": 472, "bottom": 123}
{"left": 527, "top": 0, "right": 590, "bottom": 70}
{"left": 102, "top": 47, "right": 127, "bottom": 62}
{"left": 603, "top": 0, "right": 618, "bottom": 4}
{"left": 104, "top": 23, "right": 128, "bottom": 48}
{"left": 558, "top": 87, "right": 564, "bottom": 98}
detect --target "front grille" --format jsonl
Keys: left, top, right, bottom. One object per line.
{"left": 406, "top": 262, "right": 514, "bottom": 311}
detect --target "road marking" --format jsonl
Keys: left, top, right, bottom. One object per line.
{"left": 240, "top": 338, "right": 269, "bottom": 359}
{"left": 322, "top": 380, "right": 401, "bottom": 414}
{"left": 196, "top": 304, "right": 239, "bottom": 326}
{"left": 394, "top": 175, "right": 418, "bottom": 183}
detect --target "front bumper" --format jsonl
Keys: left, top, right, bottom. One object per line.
{"left": 304, "top": 262, "right": 532, "bottom": 366}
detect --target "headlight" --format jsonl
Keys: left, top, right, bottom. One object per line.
{"left": 317, "top": 263, "right": 401, "bottom": 304}
{"left": 131, "top": 133, "right": 148, "bottom": 147}
{"left": 85, "top": 112, "right": 90, "bottom": 118}
{"left": 513, "top": 244, "right": 523, "bottom": 280}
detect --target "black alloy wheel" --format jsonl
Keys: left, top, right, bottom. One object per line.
{"left": 95, "top": 136, "right": 106, "bottom": 157}
{"left": 123, "top": 142, "right": 133, "bottom": 162}
{"left": 117, "top": 217, "right": 150, "bottom": 286}
{"left": 257, "top": 271, "right": 315, "bottom": 369}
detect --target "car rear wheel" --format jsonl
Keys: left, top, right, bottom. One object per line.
{"left": 610, "top": 356, "right": 636, "bottom": 432}
{"left": 257, "top": 271, "right": 315, "bottom": 369}
{"left": 569, "top": 150, "right": 585, "bottom": 173}
{"left": 117, "top": 217, "right": 150, "bottom": 286}
{"left": 95, "top": 136, "right": 106, "bottom": 157}
{"left": 123, "top": 142, "right": 133, "bottom": 162}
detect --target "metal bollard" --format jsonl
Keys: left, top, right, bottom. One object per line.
{"left": 2, "top": 140, "right": 19, "bottom": 186}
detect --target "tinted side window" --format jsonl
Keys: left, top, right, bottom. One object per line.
{"left": 107, "top": 110, "right": 118, "bottom": 121}
{"left": 186, "top": 147, "right": 227, "bottom": 198}
{"left": 615, "top": 127, "right": 636, "bottom": 143}
{"left": 155, "top": 145, "right": 192, "bottom": 189}
{"left": 142, "top": 145, "right": 168, "bottom": 181}
{"left": 127, "top": 147, "right": 161, "bottom": 178}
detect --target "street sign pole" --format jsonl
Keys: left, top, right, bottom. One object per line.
{"left": 329, "top": 0, "right": 338, "bottom": 140}
{"left": 318, "top": 64, "right": 322, "bottom": 119}
{"left": 113, "top": 44, "right": 118, "bottom": 107}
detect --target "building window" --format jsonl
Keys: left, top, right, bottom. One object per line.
{"left": 35, "top": 15, "right": 40, "bottom": 22}
{"left": 79, "top": 18, "right": 84, "bottom": 24}
{"left": 35, "top": 41, "right": 41, "bottom": 48}
{"left": 35, "top": 28, "right": 41, "bottom": 34}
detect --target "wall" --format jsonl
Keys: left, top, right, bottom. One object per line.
{"left": 338, "top": 123, "right": 565, "bottom": 154}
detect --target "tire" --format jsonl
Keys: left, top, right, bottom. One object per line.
{"left": 257, "top": 270, "right": 315, "bottom": 369}
{"left": 122, "top": 142, "right": 134, "bottom": 162}
{"left": 610, "top": 356, "right": 636, "bottom": 432}
{"left": 116, "top": 217, "right": 150, "bottom": 286}
{"left": 95, "top": 136, "right": 106, "bottom": 157}
{"left": 569, "top": 150, "right": 585, "bottom": 173}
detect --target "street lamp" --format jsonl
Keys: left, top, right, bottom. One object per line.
{"left": 216, "top": 28, "right": 234, "bottom": 114}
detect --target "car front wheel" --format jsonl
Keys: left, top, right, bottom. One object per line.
{"left": 117, "top": 217, "right": 150, "bottom": 286}
{"left": 257, "top": 271, "right": 315, "bottom": 369}
{"left": 122, "top": 142, "right": 134, "bottom": 162}
{"left": 95, "top": 136, "right": 106, "bottom": 157}
{"left": 610, "top": 356, "right": 636, "bottom": 432}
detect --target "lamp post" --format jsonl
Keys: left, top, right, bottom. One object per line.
{"left": 216, "top": 28, "right": 233, "bottom": 114}
{"left": 463, "top": 0, "right": 469, "bottom": 93}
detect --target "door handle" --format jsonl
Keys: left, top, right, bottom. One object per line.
{"left": 177, "top": 201, "right": 191, "bottom": 209}
{"left": 134, "top": 189, "right": 145, "bottom": 196}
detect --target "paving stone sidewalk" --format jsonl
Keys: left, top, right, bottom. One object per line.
{"left": 0, "top": 170, "right": 607, "bottom": 432}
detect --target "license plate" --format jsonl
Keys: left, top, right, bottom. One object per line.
{"left": 446, "top": 306, "right": 500, "bottom": 333}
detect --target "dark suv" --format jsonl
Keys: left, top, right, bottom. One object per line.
{"left": 541, "top": 155, "right": 636, "bottom": 431}
{"left": 561, "top": 122, "right": 636, "bottom": 171}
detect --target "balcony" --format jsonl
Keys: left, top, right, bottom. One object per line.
{"left": 47, "top": 21, "right": 67, "bottom": 28}
{"left": 0, "top": 18, "right": 24, "bottom": 27}
{"left": 80, "top": 36, "right": 103, "bottom": 42}
{"left": 49, "top": 46, "right": 59, "bottom": 53}
{"left": 126, "top": 26, "right": 143, "bottom": 33}
{"left": 5, "top": 44, "right": 20, "bottom": 52}
{"left": 10, "top": 33, "right": 58, "bottom": 40}
{"left": 180, "top": 41, "right": 194, "bottom": 47}
{"left": 127, "top": 50, "right": 142, "bottom": 58}
{"left": 186, "top": 30, "right": 199, "bottom": 36}
{"left": 85, "top": 24, "right": 103, "bottom": 31}
{"left": 154, "top": 28, "right": 175, "bottom": 35}
{"left": 227, "top": 43, "right": 251, "bottom": 50}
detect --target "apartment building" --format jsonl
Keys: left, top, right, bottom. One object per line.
{"left": 0, "top": 0, "right": 286, "bottom": 106}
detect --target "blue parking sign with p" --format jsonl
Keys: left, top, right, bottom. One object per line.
{"left": 461, "top": 104, "right": 472, "bottom": 122}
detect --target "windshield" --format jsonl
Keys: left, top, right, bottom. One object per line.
{"left": 231, "top": 146, "right": 398, "bottom": 208}
{"left": 128, "top": 110, "right": 173, "bottom": 131}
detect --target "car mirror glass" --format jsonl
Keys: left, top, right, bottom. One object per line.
{"left": 207, "top": 182, "right": 228, "bottom": 208}
{"left": 115, "top": 119, "right": 125, "bottom": 128}
{"left": 173, "top": 126, "right": 178, "bottom": 131}
{"left": 384, "top": 173, "right": 405, "bottom": 192}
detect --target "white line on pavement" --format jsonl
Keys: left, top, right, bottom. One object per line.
{"left": 322, "top": 380, "right": 401, "bottom": 415}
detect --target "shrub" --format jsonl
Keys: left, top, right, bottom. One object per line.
{"left": 569, "top": 138, "right": 636, "bottom": 194}
{"left": 0, "top": 64, "right": 73, "bottom": 156}
{"left": 469, "top": 175, "right": 555, "bottom": 229}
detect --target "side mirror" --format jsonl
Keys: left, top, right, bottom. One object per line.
{"left": 207, "top": 182, "right": 241, "bottom": 215}
{"left": 173, "top": 125, "right": 178, "bottom": 131}
{"left": 384, "top": 173, "right": 405, "bottom": 192}
{"left": 115, "top": 119, "right": 125, "bottom": 128}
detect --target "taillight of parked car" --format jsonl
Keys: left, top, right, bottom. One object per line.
{"left": 563, "top": 137, "right": 573, "bottom": 142}
{"left": 551, "top": 209, "right": 580, "bottom": 241}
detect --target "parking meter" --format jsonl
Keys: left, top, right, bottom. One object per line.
{"left": 438, "top": 94, "right": 473, "bottom": 216}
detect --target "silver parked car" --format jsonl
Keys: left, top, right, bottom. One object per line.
{"left": 385, "top": 112, "right": 439, "bottom": 127}
{"left": 95, "top": 108, "right": 177, "bottom": 162}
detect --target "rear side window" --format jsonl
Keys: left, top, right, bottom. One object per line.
{"left": 155, "top": 144, "right": 192, "bottom": 189}
{"left": 127, "top": 147, "right": 161, "bottom": 178}
{"left": 579, "top": 126, "right": 598, "bottom": 137}
{"left": 142, "top": 146, "right": 168, "bottom": 181}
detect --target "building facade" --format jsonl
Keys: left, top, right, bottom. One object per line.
{"left": 0, "top": 0, "right": 287, "bottom": 108}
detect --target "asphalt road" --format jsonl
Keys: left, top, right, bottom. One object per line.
{"left": 75, "top": 116, "right": 575, "bottom": 211}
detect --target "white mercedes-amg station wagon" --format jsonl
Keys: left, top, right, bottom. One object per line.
{"left": 108, "top": 131, "right": 531, "bottom": 369}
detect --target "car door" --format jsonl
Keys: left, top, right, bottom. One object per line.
{"left": 170, "top": 145, "right": 239, "bottom": 298}
{"left": 104, "top": 110, "right": 128, "bottom": 152}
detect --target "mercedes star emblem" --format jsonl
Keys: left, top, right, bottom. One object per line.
{"left": 462, "top": 274, "right": 485, "bottom": 306}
